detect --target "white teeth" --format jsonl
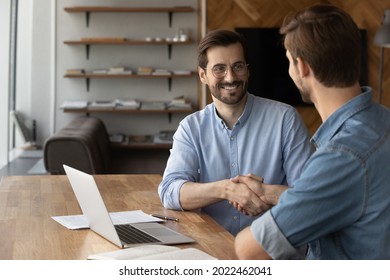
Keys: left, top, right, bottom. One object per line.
{"left": 222, "top": 85, "right": 238, "bottom": 90}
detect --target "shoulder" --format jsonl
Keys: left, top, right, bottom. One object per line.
{"left": 250, "top": 94, "right": 298, "bottom": 115}
{"left": 179, "top": 103, "right": 214, "bottom": 129}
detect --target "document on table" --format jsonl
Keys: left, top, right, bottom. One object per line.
{"left": 51, "top": 210, "right": 163, "bottom": 230}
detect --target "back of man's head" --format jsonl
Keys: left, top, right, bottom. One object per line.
{"left": 280, "top": 4, "right": 361, "bottom": 88}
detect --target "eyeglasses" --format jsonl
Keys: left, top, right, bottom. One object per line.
{"left": 207, "top": 62, "right": 249, "bottom": 79}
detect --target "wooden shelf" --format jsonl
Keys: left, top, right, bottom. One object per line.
{"left": 64, "top": 6, "right": 194, "bottom": 13}
{"left": 63, "top": 107, "right": 194, "bottom": 123}
{"left": 64, "top": 6, "right": 195, "bottom": 27}
{"left": 64, "top": 39, "right": 193, "bottom": 45}
{"left": 63, "top": 108, "right": 194, "bottom": 114}
{"left": 64, "top": 39, "right": 193, "bottom": 59}
{"left": 111, "top": 142, "right": 172, "bottom": 150}
{"left": 64, "top": 73, "right": 194, "bottom": 92}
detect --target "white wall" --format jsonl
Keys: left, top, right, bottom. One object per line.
{"left": 14, "top": 0, "right": 54, "bottom": 147}
{"left": 0, "top": 0, "right": 11, "bottom": 166}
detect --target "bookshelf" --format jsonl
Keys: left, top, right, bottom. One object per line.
{"left": 64, "top": 72, "right": 194, "bottom": 92}
{"left": 59, "top": 1, "right": 199, "bottom": 150}
{"left": 64, "top": 39, "right": 193, "bottom": 59}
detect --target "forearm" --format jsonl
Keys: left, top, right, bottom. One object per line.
{"left": 235, "top": 227, "right": 272, "bottom": 259}
{"left": 261, "top": 184, "right": 288, "bottom": 206}
{"left": 179, "top": 180, "right": 230, "bottom": 210}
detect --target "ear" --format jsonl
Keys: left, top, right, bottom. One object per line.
{"left": 198, "top": 66, "right": 207, "bottom": 84}
{"left": 296, "top": 57, "right": 310, "bottom": 78}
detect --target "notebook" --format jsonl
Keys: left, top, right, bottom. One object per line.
{"left": 63, "top": 165, "right": 195, "bottom": 248}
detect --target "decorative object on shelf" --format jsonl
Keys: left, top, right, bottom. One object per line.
{"left": 374, "top": 9, "right": 390, "bottom": 104}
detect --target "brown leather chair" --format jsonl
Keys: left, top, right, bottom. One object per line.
{"left": 43, "top": 116, "right": 111, "bottom": 174}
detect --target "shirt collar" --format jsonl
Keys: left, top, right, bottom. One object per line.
{"left": 311, "top": 86, "right": 373, "bottom": 149}
{"left": 212, "top": 92, "right": 254, "bottom": 129}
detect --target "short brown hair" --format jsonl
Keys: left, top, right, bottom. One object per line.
{"left": 280, "top": 4, "right": 361, "bottom": 87}
{"left": 198, "top": 29, "right": 249, "bottom": 69}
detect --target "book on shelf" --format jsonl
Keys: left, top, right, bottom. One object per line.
{"left": 87, "top": 244, "right": 217, "bottom": 260}
{"left": 167, "top": 95, "right": 192, "bottom": 109}
{"left": 88, "top": 100, "right": 116, "bottom": 108}
{"left": 173, "top": 69, "right": 192, "bottom": 75}
{"left": 128, "top": 135, "right": 154, "bottom": 144}
{"left": 66, "top": 69, "right": 85, "bottom": 75}
{"left": 60, "top": 100, "right": 89, "bottom": 109}
{"left": 152, "top": 69, "right": 172, "bottom": 76}
{"left": 154, "top": 130, "right": 175, "bottom": 144}
{"left": 140, "top": 101, "right": 167, "bottom": 110}
{"left": 108, "top": 67, "right": 132, "bottom": 75}
{"left": 109, "top": 133, "right": 125, "bottom": 144}
{"left": 115, "top": 99, "right": 140, "bottom": 109}
{"left": 137, "top": 67, "right": 153, "bottom": 75}
{"left": 91, "top": 69, "right": 109, "bottom": 74}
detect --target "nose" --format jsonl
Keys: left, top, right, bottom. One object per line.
{"left": 223, "top": 66, "right": 236, "bottom": 82}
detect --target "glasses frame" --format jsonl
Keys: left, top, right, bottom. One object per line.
{"left": 205, "top": 62, "right": 249, "bottom": 79}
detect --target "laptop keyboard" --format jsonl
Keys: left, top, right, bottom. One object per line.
{"left": 115, "top": 224, "right": 161, "bottom": 244}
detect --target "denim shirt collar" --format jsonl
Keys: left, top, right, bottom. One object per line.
{"left": 212, "top": 92, "right": 254, "bottom": 130}
{"left": 311, "top": 86, "right": 373, "bottom": 149}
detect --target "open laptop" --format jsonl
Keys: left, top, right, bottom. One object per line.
{"left": 63, "top": 164, "right": 194, "bottom": 248}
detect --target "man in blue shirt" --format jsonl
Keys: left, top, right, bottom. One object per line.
{"left": 158, "top": 29, "right": 313, "bottom": 236}
{"left": 235, "top": 4, "right": 390, "bottom": 259}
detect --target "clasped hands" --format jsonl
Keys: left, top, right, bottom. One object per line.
{"left": 228, "top": 174, "right": 284, "bottom": 216}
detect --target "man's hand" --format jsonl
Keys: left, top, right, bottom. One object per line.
{"left": 230, "top": 174, "right": 288, "bottom": 215}
{"left": 223, "top": 178, "right": 268, "bottom": 216}
{"left": 230, "top": 174, "right": 272, "bottom": 215}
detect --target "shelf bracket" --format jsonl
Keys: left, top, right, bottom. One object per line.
{"left": 85, "top": 12, "right": 91, "bottom": 27}
{"left": 168, "top": 112, "right": 172, "bottom": 123}
{"left": 168, "top": 12, "right": 173, "bottom": 27}
{"left": 85, "top": 44, "right": 90, "bottom": 60}
{"left": 168, "top": 44, "right": 172, "bottom": 59}
{"left": 86, "top": 78, "right": 90, "bottom": 92}
{"left": 168, "top": 77, "right": 172, "bottom": 91}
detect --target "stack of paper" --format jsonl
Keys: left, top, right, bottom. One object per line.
{"left": 140, "top": 101, "right": 167, "bottom": 110}
{"left": 60, "top": 100, "right": 89, "bottom": 109}
{"left": 152, "top": 69, "right": 172, "bottom": 76}
{"left": 89, "top": 100, "right": 116, "bottom": 108}
{"left": 87, "top": 245, "right": 217, "bottom": 260}
{"left": 115, "top": 99, "right": 140, "bottom": 109}
{"left": 167, "top": 95, "right": 192, "bottom": 109}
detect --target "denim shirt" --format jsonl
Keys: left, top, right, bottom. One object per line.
{"left": 158, "top": 93, "right": 313, "bottom": 236}
{"left": 251, "top": 87, "right": 390, "bottom": 259}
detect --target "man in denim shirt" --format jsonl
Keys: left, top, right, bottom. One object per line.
{"left": 235, "top": 4, "right": 390, "bottom": 259}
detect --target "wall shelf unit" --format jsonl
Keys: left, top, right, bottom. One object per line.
{"left": 64, "top": 6, "right": 195, "bottom": 27}
{"left": 59, "top": 1, "right": 199, "bottom": 150}
{"left": 63, "top": 107, "right": 194, "bottom": 123}
{"left": 64, "top": 39, "right": 193, "bottom": 59}
{"left": 64, "top": 72, "right": 195, "bottom": 92}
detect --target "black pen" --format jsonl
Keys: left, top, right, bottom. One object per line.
{"left": 151, "top": 214, "right": 179, "bottom": 222}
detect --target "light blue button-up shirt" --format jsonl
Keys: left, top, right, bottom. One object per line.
{"left": 251, "top": 87, "right": 390, "bottom": 259}
{"left": 158, "top": 93, "right": 313, "bottom": 236}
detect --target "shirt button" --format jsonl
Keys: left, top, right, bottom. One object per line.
{"left": 230, "top": 137, "right": 235, "bottom": 141}
{"left": 233, "top": 216, "right": 238, "bottom": 220}
{"left": 231, "top": 162, "right": 236, "bottom": 168}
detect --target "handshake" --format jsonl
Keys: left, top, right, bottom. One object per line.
{"left": 228, "top": 174, "right": 288, "bottom": 216}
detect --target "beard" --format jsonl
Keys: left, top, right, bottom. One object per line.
{"left": 210, "top": 80, "right": 248, "bottom": 105}
{"left": 295, "top": 76, "right": 312, "bottom": 104}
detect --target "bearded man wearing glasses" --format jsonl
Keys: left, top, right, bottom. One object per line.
{"left": 158, "top": 29, "right": 313, "bottom": 236}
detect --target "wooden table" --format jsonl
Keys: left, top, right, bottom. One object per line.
{"left": 0, "top": 174, "right": 235, "bottom": 260}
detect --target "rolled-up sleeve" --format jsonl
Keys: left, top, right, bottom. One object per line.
{"left": 250, "top": 211, "right": 305, "bottom": 259}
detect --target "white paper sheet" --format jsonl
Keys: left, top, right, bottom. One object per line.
{"left": 51, "top": 210, "right": 163, "bottom": 230}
